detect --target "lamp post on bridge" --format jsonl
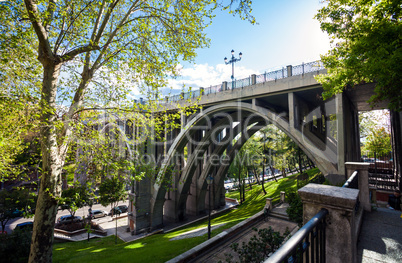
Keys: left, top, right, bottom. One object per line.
{"left": 206, "top": 175, "right": 214, "bottom": 239}
{"left": 224, "top": 50, "right": 242, "bottom": 89}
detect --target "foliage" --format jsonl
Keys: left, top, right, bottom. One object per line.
{"left": 99, "top": 176, "right": 127, "bottom": 216}
{"left": 0, "top": 188, "right": 36, "bottom": 232}
{"left": 0, "top": 227, "right": 32, "bottom": 263}
{"left": 315, "top": 0, "right": 402, "bottom": 110}
{"left": 286, "top": 191, "right": 303, "bottom": 226}
{"left": 224, "top": 227, "right": 289, "bottom": 263}
{"left": 362, "top": 126, "right": 392, "bottom": 156}
{"left": 0, "top": 0, "right": 255, "bottom": 260}
{"left": 60, "top": 183, "right": 92, "bottom": 217}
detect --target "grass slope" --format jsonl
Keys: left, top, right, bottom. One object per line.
{"left": 53, "top": 168, "right": 321, "bottom": 263}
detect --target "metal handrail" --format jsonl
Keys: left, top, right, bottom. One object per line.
{"left": 266, "top": 208, "right": 328, "bottom": 263}
{"left": 343, "top": 171, "right": 358, "bottom": 188}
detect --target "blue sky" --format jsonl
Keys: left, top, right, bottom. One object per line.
{"left": 167, "top": 0, "right": 331, "bottom": 93}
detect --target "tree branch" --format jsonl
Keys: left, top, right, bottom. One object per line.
{"left": 60, "top": 44, "right": 100, "bottom": 62}
{"left": 23, "top": 0, "right": 54, "bottom": 61}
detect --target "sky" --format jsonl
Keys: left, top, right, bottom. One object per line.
{"left": 166, "top": 0, "right": 332, "bottom": 94}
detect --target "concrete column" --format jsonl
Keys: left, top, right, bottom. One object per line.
{"left": 222, "top": 81, "right": 228, "bottom": 91}
{"left": 299, "top": 184, "right": 360, "bottom": 263}
{"left": 251, "top": 74, "right": 256, "bottom": 85}
{"left": 336, "top": 93, "right": 346, "bottom": 176}
{"left": 287, "top": 65, "right": 292, "bottom": 77}
{"left": 288, "top": 92, "right": 295, "bottom": 131}
{"left": 345, "top": 162, "right": 371, "bottom": 212}
{"left": 130, "top": 176, "right": 152, "bottom": 234}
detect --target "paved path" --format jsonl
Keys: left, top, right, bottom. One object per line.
{"left": 191, "top": 216, "right": 298, "bottom": 263}
{"left": 357, "top": 208, "right": 402, "bottom": 263}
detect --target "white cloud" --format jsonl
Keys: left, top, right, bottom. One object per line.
{"left": 164, "top": 63, "right": 259, "bottom": 95}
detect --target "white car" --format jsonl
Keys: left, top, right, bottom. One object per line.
{"left": 89, "top": 210, "right": 108, "bottom": 219}
{"left": 57, "top": 215, "right": 82, "bottom": 224}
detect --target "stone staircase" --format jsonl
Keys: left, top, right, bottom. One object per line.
{"left": 270, "top": 203, "right": 290, "bottom": 221}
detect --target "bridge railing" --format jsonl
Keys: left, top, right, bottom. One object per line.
{"left": 148, "top": 60, "right": 325, "bottom": 105}
{"left": 229, "top": 76, "right": 252, "bottom": 89}
{"left": 266, "top": 208, "right": 328, "bottom": 263}
{"left": 204, "top": 84, "right": 223, "bottom": 95}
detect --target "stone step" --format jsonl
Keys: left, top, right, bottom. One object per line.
{"left": 269, "top": 211, "right": 290, "bottom": 221}
{"left": 270, "top": 203, "right": 290, "bottom": 220}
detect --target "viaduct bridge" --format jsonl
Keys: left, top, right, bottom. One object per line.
{"left": 81, "top": 61, "right": 397, "bottom": 234}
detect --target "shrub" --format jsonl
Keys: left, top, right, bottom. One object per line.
{"left": 223, "top": 227, "right": 289, "bottom": 263}
{"left": 286, "top": 191, "right": 303, "bottom": 226}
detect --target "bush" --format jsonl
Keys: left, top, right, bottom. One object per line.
{"left": 223, "top": 227, "right": 289, "bottom": 263}
{"left": 0, "top": 228, "right": 32, "bottom": 263}
{"left": 286, "top": 191, "right": 303, "bottom": 226}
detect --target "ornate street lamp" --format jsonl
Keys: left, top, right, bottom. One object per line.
{"left": 224, "top": 49, "right": 242, "bottom": 89}
{"left": 206, "top": 175, "right": 214, "bottom": 239}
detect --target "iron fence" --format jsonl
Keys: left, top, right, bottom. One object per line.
{"left": 362, "top": 151, "right": 396, "bottom": 191}
{"left": 266, "top": 208, "right": 328, "bottom": 263}
{"left": 232, "top": 76, "right": 251, "bottom": 89}
{"left": 149, "top": 60, "right": 325, "bottom": 104}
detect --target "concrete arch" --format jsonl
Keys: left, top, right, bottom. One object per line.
{"left": 150, "top": 101, "right": 338, "bottom": 224}
{"left": 177, "top": 116, "right": 266, "bottom": 218}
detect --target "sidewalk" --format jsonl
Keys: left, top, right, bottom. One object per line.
{"left": 357, "top": 207, "right": 402, "bottom": 263}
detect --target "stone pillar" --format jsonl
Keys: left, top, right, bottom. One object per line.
{"left": 280, "top": 191, "right": 286, "bottom": 203}
{"left": 251, "top": 74, "right": 256, "bottom": 85}
{"left": 222, "top": 81, "right": 228, "bottom": 91}
{"left": 287, "top": 65, "right": 292, "bottom": 77}
{"left": 265, "top": 198, "right": 273, "bottom": 210}
{"left": 345, "top": 162, "right": 371, "bottom": 212}
{"left": 299, "top": 184, "right": 360, "bottom": 263}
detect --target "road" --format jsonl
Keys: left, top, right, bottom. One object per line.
{"left": 3, "top": 200, "right": 129, "bottom": 234}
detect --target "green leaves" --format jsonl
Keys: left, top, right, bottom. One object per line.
{"left": 315, "top": 0, "right": 402, "bottom": 110}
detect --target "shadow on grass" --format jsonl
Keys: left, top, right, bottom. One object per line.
{"left": 53, "top": 168, "right": 322, "bottom": 263}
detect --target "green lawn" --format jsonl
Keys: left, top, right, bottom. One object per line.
{"left": 53, "top": 168, "right": 321, "bottom": 263}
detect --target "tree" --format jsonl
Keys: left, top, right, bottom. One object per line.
{"left": 363, "top": 127, "right": 392, "bottom": 157}
{"left": 1, "top": 1, "right": 254, "bottom": 261}
{"left": 315, "top": 0, "right": 402, "bottom": 110}
{"left": 59, "top": 183, "right": 91, "bottom": 218}
{"left": 99, "top": 175, "right": 127, "bottom": 244}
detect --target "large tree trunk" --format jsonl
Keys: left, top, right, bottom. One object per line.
{"left": 29, "top": 62, "right": 65, "bottom": 263}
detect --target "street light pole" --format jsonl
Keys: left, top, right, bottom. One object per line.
{"left": 206, "top": 175, "right": 214, "bottom": 239}
{"left": 224, "top": 50, "right": 242, "bottom": 89}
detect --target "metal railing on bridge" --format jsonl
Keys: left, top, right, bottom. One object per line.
{"left": 266, "top": 208, "right": 328, "bottom": 263}
{"left": 154, "top": 60, "right": 325, "bottom": 104}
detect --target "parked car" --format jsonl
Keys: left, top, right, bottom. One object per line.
{"left": 109, "top": 207, "right": 122, "bottom": 216}
{"left": 57, "top": 215, "right": 82, "bottom": 224}
{"left": 117, "top": 205, "right": 128, "bottom": 213}
{"left": 10, "top": 208, "right": 23, "bottom": 217}
{"left": 109, "top": 205, "right": 128, "bottom": 216}
{"left": 15, "top": 221, "right": 34, "bottom": 231}
{"left": 89, "top": 210, "right": 108, "bottom": 219}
